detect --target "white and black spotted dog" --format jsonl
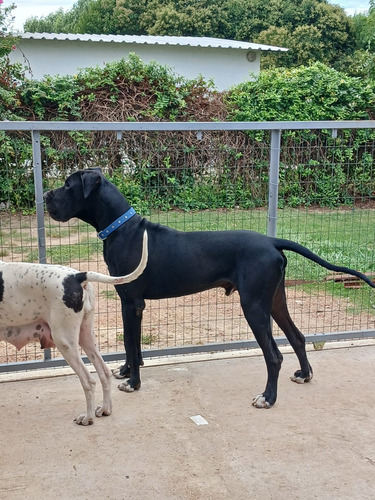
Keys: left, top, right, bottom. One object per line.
{"left": 0, "top": 230, "right": 148, "bottom": 425}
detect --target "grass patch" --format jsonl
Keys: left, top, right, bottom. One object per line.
{"left": 45, "top": 238, "right": 101, "bottom": 265}
{"left": 142, "top": 334, "right": 157, "bottom": 345}
{"left": 278, "top": 209, "right": 375, "bottom": 282}
{"left": 26, "top": 250, "right": 39, "bottom": 261}
{"left": 149, "top": 208, "right": 268, "bottom": 233}
{"left": 101, "top": 290, "right": 119, "bottom": 300}
{"left": 0, "top": 229, "right": 36, "bottom": 244}
{"left": 45, "top": 220, "right": 92, "bottom": 239}
{"left": 46, "top": 226, "right": 73, "bottom": 239}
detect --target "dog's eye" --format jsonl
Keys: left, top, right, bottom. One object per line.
{"left": 65, "top": 181, "right": 70, "bottom": 188}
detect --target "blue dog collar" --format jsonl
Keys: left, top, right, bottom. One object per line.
{"left": 97, "top": 207, "right": 136, "bottom": 240}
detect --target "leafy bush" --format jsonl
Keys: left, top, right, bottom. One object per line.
{"left": 226, "top": 63, "right": 375, "bottom": 207}
{"left": 0, "top": 130, "right": 35, "bottom": 211}
{"left": 1, "top": 59, "right": 374, "bottom": 211}
{"left": 226, "top": 62, "right": 375, "bottom": 122}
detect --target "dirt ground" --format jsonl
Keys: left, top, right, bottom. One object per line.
{"left": 0, "top": 342, "right": 375, "bottom": 500}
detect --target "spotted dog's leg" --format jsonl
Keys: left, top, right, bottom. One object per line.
{"left": 52, "top": 322, "right": 97, "bottom": 425}
{"left": 79, "top": 309, "right": 113, "bottom": 419}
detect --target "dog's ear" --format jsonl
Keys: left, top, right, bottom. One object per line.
{"left": 81, "top": 170, "right": 102, "bottom": 199}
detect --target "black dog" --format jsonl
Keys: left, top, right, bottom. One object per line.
{"left": 45, "top": 168, "right": 375, "bottom": 408}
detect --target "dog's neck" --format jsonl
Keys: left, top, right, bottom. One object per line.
{"left": 97, "top": 207, "right": 136, "bottom": 240}
{"left": 88, "top": 180, "right": 134, "bottom": 233}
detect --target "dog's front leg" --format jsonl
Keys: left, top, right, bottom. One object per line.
{"left": 117, "top": 298, "right": 145, "bottom": 393}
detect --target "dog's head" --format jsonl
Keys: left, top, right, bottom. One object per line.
{"left": 44, "top": 168, "right": 104, "bottom": 223}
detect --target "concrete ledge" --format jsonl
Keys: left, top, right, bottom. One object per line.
{"left": 1, "top": 338, "right": 374, "bottom": 383}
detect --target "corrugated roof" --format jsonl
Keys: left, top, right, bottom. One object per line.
{"left": 18, "top": 32, "right": 288, "bottom": 52}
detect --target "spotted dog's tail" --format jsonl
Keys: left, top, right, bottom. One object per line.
{"left": 274, "top": 237, "right": 375, "bottom": 288}
{"left": 85, "top": 230, "right": 148, "bottom": 284}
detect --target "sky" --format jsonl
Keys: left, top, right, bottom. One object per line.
{"left": 5, "top": 0, "right": 372, "bottom": 32}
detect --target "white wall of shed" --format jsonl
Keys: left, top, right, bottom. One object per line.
{"left": 10, "top": 39, "right": 260, "bottom": 89}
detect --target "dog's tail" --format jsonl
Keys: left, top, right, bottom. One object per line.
{"left": 274, "top": 238, "right": 375, "bottom": 288}
{"left": 85, "top": 230, "right": 148, "bottom": 284}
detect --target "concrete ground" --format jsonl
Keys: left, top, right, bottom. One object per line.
{"left": 0, "top": 342, "right": 374, "bottom": 500}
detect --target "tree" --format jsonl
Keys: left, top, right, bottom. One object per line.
{"left": 0, "top": 1, "right": 25, "bottom": 120}
{"left": 353, "top": 3, "right": 375, "bottom": 52}
{"left": 23, "top": 9, "right": 75, "bottom": 34}
{"left": 335, "top": 2, "right": 375, "bottom": 80}
{"left": 254, "top": 0, "right": 353, "bottom": 68}
{"left": 23, "top": 0, "right": 355, "bottom": 71}
{"left": 74, "top": 0, "right": 121, "bottom": 34}
{"left": 0, "top": 0, "right": 17, "bottom": 56}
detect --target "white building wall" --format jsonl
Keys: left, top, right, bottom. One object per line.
{"left": 10, "top": 39, "right": 260, "bottom": 90}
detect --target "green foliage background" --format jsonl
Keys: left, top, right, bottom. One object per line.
{"left": 23, "top": 0, "right": 353, "bottom": 70}
{"left": 1, "top": 0, "right": 375, "bottom": 213}
{"left": 0, "top": 55, "right": 374, "bottom": 212}
{"left": 20, "top": 0, "right": 375, "bottom": 78}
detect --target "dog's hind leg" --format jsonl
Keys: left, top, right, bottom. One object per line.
{"left": 271, "top": 279, "right": 313, "bottom": 384}
{"left": 79, "top": 312, "right": 113, "bottom": 419}
{"left": 240, "top": 290, "right": 283, "bottom": 408}
{"left": 52, "top": 327, "right": 97, "bottom": 425}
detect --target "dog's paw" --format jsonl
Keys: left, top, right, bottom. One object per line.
{"left": 112, "top": 366, "right": 129, "bottom": 379}
{"left": 118, "top": 379, "right": 141, "bottom": 392}
{"left": 290, "top": 370, "right": 313, "bottom": 384}
{"left": 95, "top": 403, "right": 112, "bottom": 418}
{"left": 252, "top": 394, "right": 272, "bottom": 409}
{"left": 118, "top": 381, "right": 135, "bottom": 392}
{"left": 74, "top": 413, "right": 94, "bottom": 426}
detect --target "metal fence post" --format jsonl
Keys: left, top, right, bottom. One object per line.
{"left": 32, "top": 130, "right": 47, "bottom": 264}
{"left": 267, "top": 129, "right": 281, "bottom": 238}
{"left": 31, "top": 130, "right": 51, "bottom": 361}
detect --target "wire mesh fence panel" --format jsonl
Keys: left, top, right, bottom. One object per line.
{"left": 41, "top": 130, "right": 271, "bottom": 358}
{"left": 0, "top": 131, "right": 42, "bottom": 364}
{"left": 276, "top": 129, "right": 375, "bottom": 336}
{"left": 0, "top": 123, "right": 374, "bottom": 369}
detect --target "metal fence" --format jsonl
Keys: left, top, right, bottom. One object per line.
{"left": 0, "top": 120, "right": 374, "bottom": 372}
